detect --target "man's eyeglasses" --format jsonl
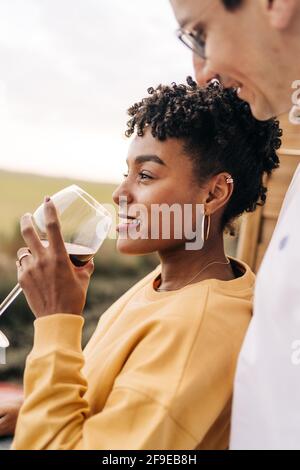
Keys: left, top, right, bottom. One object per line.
{"left": 176, "top": 28, "right": 206, "bottom": 60}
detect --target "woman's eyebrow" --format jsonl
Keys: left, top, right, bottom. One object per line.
{"left": 126, "top": 155, "right": 167, "bottom": 166}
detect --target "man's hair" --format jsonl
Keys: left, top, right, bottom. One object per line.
{"left": 222, "top": 0, "right": 243, "bottom": 10}
{"left": 125, "top": 77, "right": 282, "bottom": 234}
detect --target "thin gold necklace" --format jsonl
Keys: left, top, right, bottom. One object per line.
{"left": 155, "top": 257, "right": 231, "bottom": 292}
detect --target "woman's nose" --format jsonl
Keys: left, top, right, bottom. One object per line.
{"left": 112, "top": 181, "right": 134, "bottom": 207}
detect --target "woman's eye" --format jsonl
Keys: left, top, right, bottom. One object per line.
{"left": 139, "top": 172, "right": 152, "bottom": 180}
{"left": 122, "top": 172, "right": 153, "bottom": 180}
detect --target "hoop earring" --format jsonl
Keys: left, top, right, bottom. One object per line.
{"left": 205, "top": 214, "right": 211, "bottom": 241}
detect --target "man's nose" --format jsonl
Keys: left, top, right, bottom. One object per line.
{"left": 193, "top": 53, "right": 218, "bottom": 86}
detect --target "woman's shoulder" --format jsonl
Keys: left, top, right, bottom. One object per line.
{"left": 201, "top": 256, "right": 255, "bottom": 296}
{"left": 173, "top": 257, "right": 255, "bottom": 335}
{"left": 199, "top": 257, "right": 254, "bottom": 340}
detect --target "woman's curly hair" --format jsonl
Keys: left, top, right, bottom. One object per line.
{"left": 125, "top": 77, "right": 282, "bottom": 234}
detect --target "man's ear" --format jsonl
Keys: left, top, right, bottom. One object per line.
{"left": 266, "top": 0, "right": 297, "bottom": 30}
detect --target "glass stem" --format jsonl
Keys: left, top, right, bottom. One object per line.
{"left": 0, "top": 283, "right": 22, "bottom": 317}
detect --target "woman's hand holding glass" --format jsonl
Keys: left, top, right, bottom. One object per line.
{"left": 17, "top": 197, "right": 95, "bottom": 318}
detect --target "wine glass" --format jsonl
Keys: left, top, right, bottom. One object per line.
{"left": 0, "top": 184, "right": 112, "bottom": 317}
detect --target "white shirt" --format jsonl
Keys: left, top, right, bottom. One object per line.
{"left": 230, "top": 163, "right": 300, "bottom": 450}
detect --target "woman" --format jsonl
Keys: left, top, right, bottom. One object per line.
{"left": 6, "top": 79, "right": 281, "bottom": 449}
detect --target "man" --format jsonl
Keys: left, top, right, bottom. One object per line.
{"left": 170, "top": 0, "right": 300, "bottom": 449}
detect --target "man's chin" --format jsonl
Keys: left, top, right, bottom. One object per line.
{"left": 249, "top": 96, "right": 292, "bottom": 121}
{"left": 248, "top": 100, "right": 276, "bottom": 121}
{"left": 237, "top": 88, "right": 275, "bottom": 120}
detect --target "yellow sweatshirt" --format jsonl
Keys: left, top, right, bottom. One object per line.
{"left": 12, "top": 257, "right": 254, "bottom": 450}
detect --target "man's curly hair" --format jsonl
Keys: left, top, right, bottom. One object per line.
{"left": 125, "top": 77, "right": 281, "bottom": 234}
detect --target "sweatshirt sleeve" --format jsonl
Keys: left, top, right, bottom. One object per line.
{"left": 11, "top": 314, "right": 198, "bottom": 450}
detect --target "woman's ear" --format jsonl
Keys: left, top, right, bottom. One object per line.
{"left": 265, "top": 0, "right": 297, "bottom": 30}
{"left": 204, "top": 173, "right": 234, "bottom": 215}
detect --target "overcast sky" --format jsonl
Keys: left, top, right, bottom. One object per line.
{"left": 0, "top": 0, "right": 193, "bottom": 183}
